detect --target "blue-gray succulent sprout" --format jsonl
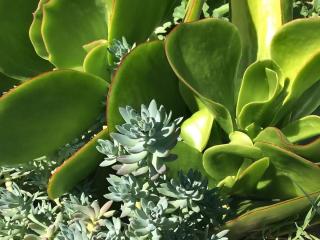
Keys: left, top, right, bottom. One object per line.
{"left": 97, "top": 99, "right": 183, "bottom": 179}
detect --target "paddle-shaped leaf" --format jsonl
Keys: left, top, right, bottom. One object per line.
{"left": 254, "top": 141, "right": 320, "bottom": 198}
{"left": 180, "top": 108, "right": 214, "bottom": 152}
{"left": 48, "top": 128, "right": 109, "bottom": 199}
{"left": 29, "top": 0, "right": 49, "bottom": 60}
{"left": 203, "top": 135, "right": 263, "bottom": 182}
{"left": 282, "top": 115, "right": 320, "bottom": 143}
{"left": 107, "top": 41, "right": 187, "bottom": 132}
{"left": 0, "top": 0, "right": 52, "bottom": 80}
{"left": 271, "top": 18, "right": 320, "bottom": 122}
{"left": 226, "top": 191, "right": 320, "bottom": 239}
{"left": 255, "top": 127, "right": 320, "bottom": 163}
{"left": 42, "top": 0, "right": 108, "bottom": 68}
{"left": 108, "top": 0, "right": 180, "bottom": 46}
{"left": 83, "top": 43, "right": 111, "bottom": 82}
{"left": 165, "top": 19, "right": 241, "bottom": 133}
{"left": 237, "top": 60, "right": 286, "bottom": 130}
{"left": 0, "top": 70, "right": 107, "bottom": 165}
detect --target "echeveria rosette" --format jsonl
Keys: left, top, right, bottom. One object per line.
{"left": 127, "top": 197, "right": 175, "bottom": 239}
{"left": 98, "top": 100, "right": 183, "bottom": 179}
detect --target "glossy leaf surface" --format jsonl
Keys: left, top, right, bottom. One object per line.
{"left": 180, "top": 108, "right": 214, "bottom": 152}
{"left": 0, "top": 70, "right": 107, "bottom": 165}
{"left": 0, "top": 0, "right": 52, "bottom": 80}
{"left": 83, "top": 43, "right": 111, "bottom": 82}
{"left": 254, "top": 141, "right": 320, "bottom": 198}
{"left": 227, "top": 192, "right": 320, "bottom": 239}
{"left": 29, "top": 0, "right": 49, "bottom": 59}
{"left": 42, "top": 0, "right": 108, "bottom": 68}
{"left": 108, "top": 0, "right": 179, "bottom": 45}
{"left": 237, "top": 60, "right": 286, "bottom": 129}
{"left": 165, "top": 19, "right": 241, "bottom": 133}
{"left": 48, "top": 128, "right": 109, "bottom": 199}
{"left": 107, "top": 41, "right": 187, "bottom": 132}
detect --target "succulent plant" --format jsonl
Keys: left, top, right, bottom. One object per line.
{"left": 0, "top": 0, "right": 182, "bottom": 200}
{"left": 98, "top": 99, "right": 183, "bottom": 179}
{"left": 104, "top": 0, "right": 320, "bottom": 237}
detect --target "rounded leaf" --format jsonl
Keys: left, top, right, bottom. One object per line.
{"left": 0, "top": 70, "right": 108, "bottom": 165}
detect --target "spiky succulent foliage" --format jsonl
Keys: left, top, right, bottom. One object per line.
{"left": 98, "top": 99, "right": 183, "bottom": 179}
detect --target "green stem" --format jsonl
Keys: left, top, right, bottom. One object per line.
{"left": 184, "top": 0, "right": 206, "bottom": 23}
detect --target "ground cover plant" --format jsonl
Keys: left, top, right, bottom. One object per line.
{"left": 1, "top": 0, "right": 320, "bottom": 239}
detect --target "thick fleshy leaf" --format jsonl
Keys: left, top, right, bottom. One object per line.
{"left": 107, "top": 41, "right": 187, "bottom": 132}
{"left": 255, "top": 127, "right": 320, "bottom": 163}
{"left": 0, "top": 73, "right": 19, "bottom": 96}
{"left": 180, "top": 108, "right": 214, "bottom": 152}
{"left": 237, "top": 60, "right": 286, "bottom": 130}
{"left": 282, "top": 115, "right": 320, "bottom": 143}
{"left": 167, "top": 141, "right": 216, "bottom": 187}
{"left": 42, "top": 0, "right": 108, "bottom": 68}
{"left": 231, "top": 0, "right": 289, "bottom": 66}
{"left": 231, "top": 157, "right": 269, "bottom": 196}
{"left": 226, "top": 191, "right": 320, "bottom": 239}
{"left": 0, "top": 70, "right": 108, "bottom": 165}
{"left": 254, "top": 141, "right": 320, "bottom": 198}
{"left": 203, "top": 143, "right": 263, "bottom": 182}
{"left": 290, "top": 80, "right": 320, "bottom": 120}
{"left": 48, "top": 128, "right": 109, "bottom": 199}
{"left": 271, "top": 18, "right": 320, "bottom": 122}
{"left": 165, "top": 19, "right": 241, "bottom": 133}
{"left": 0, "top": 0, "right": 52, "bottom": 80}
{"left": 107, "top": 0, "right": 180, "bottom": 49}
{"left": 83, "top": 43, "right": 111, "bottom": 82}
{"left": 29, "top": 0, "right": 49, "bottom": 59}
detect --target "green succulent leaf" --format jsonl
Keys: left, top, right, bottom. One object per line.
{"left": 29, "top": 0, "right": 49, "bottom": 60}
{"left": 271, "top": 18, "right": 320, "bottom": 122}
{"left": 226, "top": 191, "right": 320, "bottom": 240}
{"left": 47, "top": 128, "right": 109, "bottom": 199}
{"left": 254, "top": 141, "right": 320, "bottom": 198}
{"left": 237, "top": 60, "right": 286, "bottom": 130}
{"left": 203, "top": 142, "right": 263, "bottom": 183}
{"left": 180, "top": 108, "right": 214, "bottom": 152}
{"left": 41, "top": 0, "right": 108, "bottom": 69}
{"left": 255, "top": 127, "right": 320, "bottom": 163}
{"left": 0, "top": 70, "right": 108, "bottom": 165}
{"left": 107, "top": 0, "right": 180, "bottom": 60}
{"left": 83, "top": 43, "right": 111, "bottom": 82}
{"left": 107, "top": 40, "right": 187, "bottom": 133}
{"left": 0, "top": 0, "right": 52, "bottom": 80}
{"left": 165, "top": 19, "right": 241, "bottom": 133}
{"left": 231, "top": 0, "right": 289, "bottom": 66}
{"left": 231, "top": 157, "right": 269, "bottom": 196}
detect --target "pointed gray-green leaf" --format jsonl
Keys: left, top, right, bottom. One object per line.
{"left": 42, "top": 0, "right": 108, "bottom": 69}
{"left": 0, "top": 0, "right": 52, "bottom": 80}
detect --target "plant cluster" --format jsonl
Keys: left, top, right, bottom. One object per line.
{"left": 0, "top": 101, "right": 229, "bottom": 239}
